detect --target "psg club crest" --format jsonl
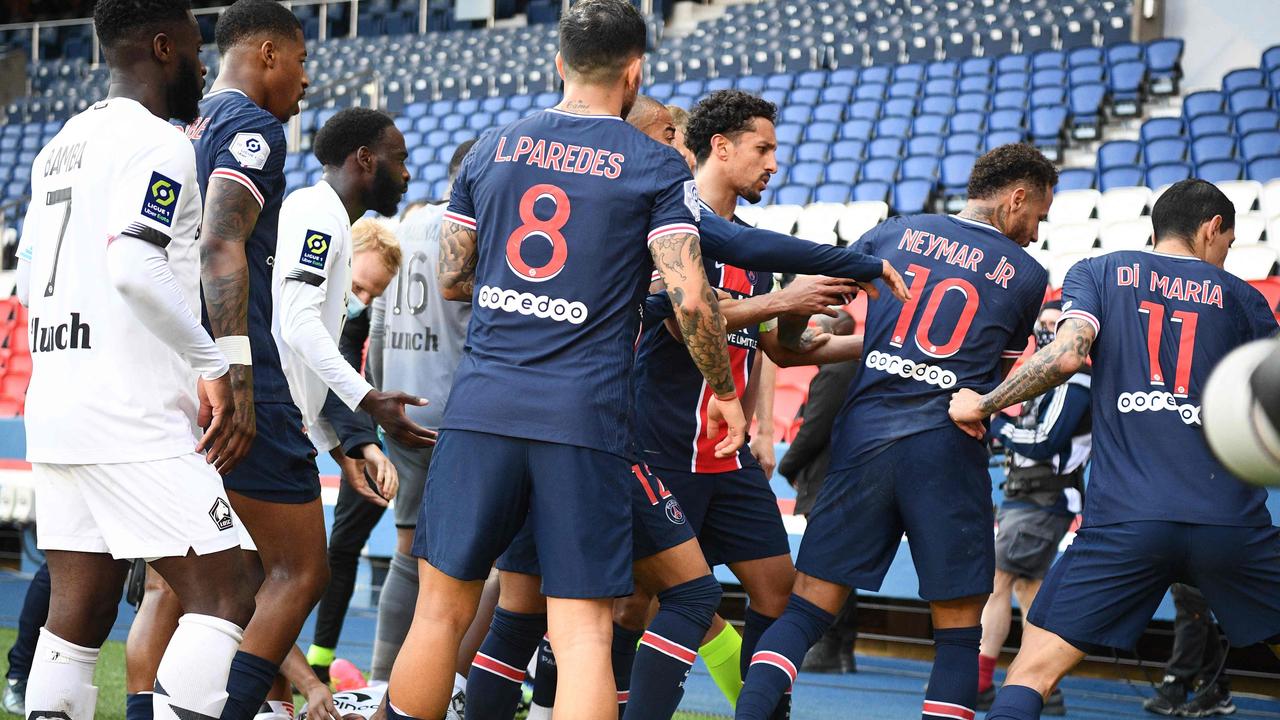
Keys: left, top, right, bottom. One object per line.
{"left": 665, "top": 498, "right": 686, "bottom": 525}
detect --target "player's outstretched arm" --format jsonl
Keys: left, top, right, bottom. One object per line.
{"left": 200, "top": 178, "right": 261, "bottom": 467}
{"left": 650, "top": 231, "right": 746, "bottom": 457}
{"left": 281, "top": 645, "right": 341, "bottom": 720}
{"left": 949, "top": 318, "right": 1096, "bottom": 439}
{"left": 761, "top": 327, "right": 864, "bottom": 367}
{"left": 438, "top": 219, "right": 478, "bottom": 301}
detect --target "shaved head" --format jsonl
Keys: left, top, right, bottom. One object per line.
{"left": 626, "top": 94, "right": 676, "bottom": 146}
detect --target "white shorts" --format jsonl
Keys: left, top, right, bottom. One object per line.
{"left": 35, "top": 453, "right": 243, "bottom": 560}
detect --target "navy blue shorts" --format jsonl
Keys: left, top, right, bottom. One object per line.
{"left": 1028, "top": 521, "right": 1280, "bottom": 652}
{"left": 413, "top": 429, "right": 633, "bottom": 599}
{"left": 222, "top": 401, "right": 320, "bottom": 504}
{"left": 658, "top": 456, "right": 791, "bottom": 568}
{"left": 498, "top": 462, "right": 696, "bottom": 576}
{"left": 796, "top": 425, "right": 993, "bottom": 601}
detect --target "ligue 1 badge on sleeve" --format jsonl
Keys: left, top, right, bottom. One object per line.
{"left": 301, "top": 230, "right": 332, "bottom": 269}
{"left": 230, "top": 132, "right": 271, "bottom": 170}
{"left": 141, "top": 171, "right": 181, "bottom": 227}
{"left": 683, "top": 179, "right": 701, "bottom": 222}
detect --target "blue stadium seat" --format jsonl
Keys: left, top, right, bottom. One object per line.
{"left": 996, "top": 72, "right": 1029, "bottom": 93}
{"left": 409, "top": 146, "right": 434, "bottom": 167}
{"left": 1030, "top": 87, "right": 1067, "bottom": 108}
{"left": 790, "top": 162, "right": 825, "bottom": 186}
{"left": 820, "top": 84, "right": 853, "bottom": 104}
{"left": 736, "top": 77, "right": 766, "bottom": 94}
{"left": 994, "top": 90, "right": 1028, "bottom": 111}
{"left": 419, "top": 164, "right": 448, "bottom": 183}
{"left": 960, "top": 57, "right": 994, "bottom": 77}
{"left": 1146, "top": 162, "right": 1193, "bottom": 189}
{"left": 861, "top": 158, "right": 900, "bottom": 183}
{"left": 481, "top": 96, "right": 506, "bottom": 114}
{"left": 900, "top": 155, "right": 940, "bottom": 181}
{"left": 826, "top": 161, "right": 861, "bottom": 184}
{"left": 1056, "top": 168, "right": 1096, "bottom": 191}
{"left": 1230, "top": 88, "right": 1273, "bottom": 114}
{"left": 775, "top": 185, "right": 812, "bottom": 205}
{"left": 1031, "top": 69, "right": 1066, "bottom": 90}
{"left": 1223, "top": 68, "right": 1266, "bottom": 94}
{"left": 831, "top": 140, "right": 866, "bottom": 162}
{"left": 1237, "top": 110, "right": 1280, "bottom": 136}
{"left": 985, "top": 129, "right": 1025, "bottom": 149}
{"left": 988, "top": 109, "right": 1025, "bottom": 132}
{"left": 806, "top": 122, "right": 839, "bottom": 143}
{"left": 765, "top": 73, "right": 794, "bottom": 91}
{"left": 814, "top": 183, "right": 853, "bottom": 203}
{"left": 1188, "top": 114, "right": 1232, "bottom": 139}
{"left": 1067, "top": 82, "right": 1106, "bottom": 140}
{"left": 1241, "top": 131, "right": 1280, "bottom": 161}
{"left": 946, "top": 132, "right": 983, "bottom": 155}
{"left": 404, "top": 102, "right": 429, "bottom": 119}
{"left": 406, "top": 180, "right": 430, "bottom": 202}
{"left": 908, "top": 135, "right": 945, "bottom": 157}
{"left": 1197, "top": 159, "right": 1244, "bottom": 183}
{"left": 924, "top": 79, "right": 957, "bottom": 97}
{"left": 849, "top": 101, "right": 882, "bottom": 122}
{"left": 1265, "top": 45, "right": 1280, "bottom": 72}
{"left": 1098, "top": 140, "right": 1142, "bottom": 171}
{"left": 875, "top": 117, "right": 911, "bottom": 139}
{"left": 855, "top": 83, "right": 887, "bottom": 101}
{"left": 927, "top": 61, "right": 960, "bottom": 80}
{"left": 940, "top": 153, "right": 977, "bottom": 198}
{"left": 1032, "top": 50, "right": 1066, "bottom": 71}
{"left": 1140, "top": 117, "right": 1184, "bottom": 143}
{"left": 1069, "top": 47, "right": 1105, "bottom": 69}
{"left": 797, "top": 142, "right": 831, "bottom": 163}
{"left": 1107, "top": 43, "right": 1144, "bottom": 65}
{"left": 1144, "top": 137, "right": 1189, "bottom": 166}
{"left": 884, "top": 98, "right": 918, "bottom": 118}
{"left": 956, "top": 93, "right": 991, "bottom": 113}
{"left": 852, "top": 180, "right": 891, "bottom": 203}
{"left": 1069, "top": 65, "right": 1106, "bottom": 86}
{"left": 706, "top": 78, "right": 734, "bottom": 93}
{"left": 959, "top": 76, "right": 993, "bottom": 94}
{"left": 1109, "top": 61, "right": 1146, "bottom": 117}
{"left": 831, "top": 69, "right": 859, "bottom": 87}
{"left": 1248, "top": 157, "right": 1280, "bottom": 182}
{"left": 996, "top": 54, "right": 1029, "bottom": 76}
{"left": 426, "top": 129, "right": 451, "bottom": 148}
{"left": 894, "top": 63, "right": 926, "bottom": 84}
{"left": 889, "top": 81, "right": 922, "bottom": 99}
{"left": 775, "top": 123, "right": 803, "bottom": 145}
{"left": 1099, "top": 165, "right": 1144, "bottom": 192}
{"left": 920, "top": 96, "right": 957, "bottom": 115}
{"left": 791, "top": 88, "right": 821, "bottom": 106}
{"left": 1030, "top": 106, "right": 1069, "bottom": 161}
{"left": 1182, "top": 91, "right": 1225, "bottom": 119}
{"left": 861, "top": 67, "right": 892, "bottom": 85}
{"left": 869, "top": 137, "right": 906, "bottom": 159}
{"left": 508, "top": 95, "right": 534, "bottom": 112}
{"left": 1191, "top": 134, "right": 1236, "bottom": 164}
{"left": 893, "top": 179, "right": 933, "bottom": 215}
{"left": 495, "top": 109, "right": 521, "bottom": 125}
{"left": 840, "top": 119, "right": 875, "bottom": 142}
{"left": 813, "top": 103, "right": 845, "bottom": 124}
{"left": 1145, "top": 38, "right": 1184, "bottom": 95}
{"left": 780, "top": 106, "right": 812, "bottom": 125}
{"left": 950, "top": 112, "right": 986, "bottom": 134}
{"left": 760, "top": 90, "right": 787, "bottom": 108}
{"left": 797, "top": 71, "right": 828, "bottom": 89}
{"left": 913, "top": 114, "right": 948, "bottom": 137}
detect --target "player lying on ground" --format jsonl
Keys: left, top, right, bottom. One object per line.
{"left": 949, "top": 180, "right": 1280, "bottom": 720}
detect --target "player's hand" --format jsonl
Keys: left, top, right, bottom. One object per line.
{"left": 705, "top": 392, "right": 747, "bottom": 458}
{"left": 856, "top": 260, "right": 911, "bottom": 304}
{"left": 196, "top": 366, "right": 256, "bottom": 474}
{"left": 751, "top": 433, "right": 777, "bottom": 478}
{"left": 363, "top": 444, "right": 399, "bottom": 503}
{"left": 949, "top": 388, "right": 988, "bottom": 441}
{"left": 780, "top": 275, "right": 861, "bottom": 317}
{"left": 300, "top": 680, "right": 341, "bottom": 720}
{"left": 360, "top": 390, "right": 438, "bottom": 447}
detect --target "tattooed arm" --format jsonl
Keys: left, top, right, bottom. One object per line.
{"left": 438, "top": 219, "right": 478, "bottom": 302}
{"left": 198, "top": 178, "right": 260, "bottom": 473}
{"left": 948, "top": 318, "right": 1096, "bottom": 439}
{"left": 650, "top": 231, "right": 747, "bottom": 457}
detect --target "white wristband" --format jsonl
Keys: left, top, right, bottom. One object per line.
{"left": 215, "top": 335, "right": 253, "bottom": 366}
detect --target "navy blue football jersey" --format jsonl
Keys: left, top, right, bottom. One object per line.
{"left": 184, "top": 88, "right": 291, "bottom": 402}
{"left": 1059, "top": 250, "right": 1277, "bottom": 528}
{"left": 831, "top": 214, "right": 1049, "bottom": 466}
{"left": 442, "top": 109, "right": 699, "bottom": 457}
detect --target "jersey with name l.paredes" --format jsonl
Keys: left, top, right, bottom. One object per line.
{"left": 21, "top": 98, "right": 205, "bottom": 463}
{"left": 184, "top": 87, "right": 291, "bottom": 402}
{"left": 831, "top": 214, "right": 1048, "bottom": 468}
{"left": 634, "top": 211, "right": 773, "bottom": 473}
{"left": 443, "top": 108, "right": 699, "bottom": 457}
{"left": 1059, "top": 250, "right": 1276, "bottom": 528}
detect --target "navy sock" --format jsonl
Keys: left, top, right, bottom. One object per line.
{"left": 126, "top": 692, "right": 155, "bottom": 720}
{"left": 384, "top": 693, "right": 423, "bottom": 720}
{"left": 531, "top": 636, "right": 557, "bottom": 708}
{"left": 465, "top": 608, "right": 546, "bottom": 720}
{"left": 737, "top": 595, "right": 833, "bottom": 720}
{"left": 740, "top": 607, "right": 775, "bottom": 679}
{"left": 220, "top": 651, "right": 278, "bottom": 720}
{"left": 986, "top": 685, "right": 1045, "bottom": 720}
{"left": 7, "top": 561, "right": 50, "bottom": 682}
{"left": 623, "top": 576, "right": 721, "bottom": 720}
{"left": 923, "top": 626, "right": 982, "bottom": 719}
{"left": 611, "top": 624, "right": 643, "bottom": 716}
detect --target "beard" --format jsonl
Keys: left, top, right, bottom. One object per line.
{"left": 168, "top": 54, "right": 203, "bottom": 123}
{"left": 368, "top": 161, "right": 406, "bottom": 217}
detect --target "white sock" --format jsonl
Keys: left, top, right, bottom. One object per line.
{"left": 25, "top": 628, "right": 100, "bottom": 720}
{"left": 153, "top": 614, "right": 244, "bottom": 720}
{"left": 451, "top": 673, "right": 467, "bottom": 697}
{"left": 527, "top": 704, "right": 553, "bottom": 720}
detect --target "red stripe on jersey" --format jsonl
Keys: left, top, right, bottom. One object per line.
{"left": 718, "top": 264, "right": 754, "bottom": 295}
{"left": 210, "top": 169, "right": 264, "bottom": 207}
{"left": 443, "top": 211, "right": 477, "bottom": 229}
{"left": 922, "top": 701, "right": 975, "bottom": 720}
{"left": 471, "top": 653, "right": 525, "bottom": 683}
{"left": 617, "top": 691, "right": 629, "bottom": 703}
{"left": 640, "top": 632, "right": 697, "bottom": 664}
{"left": 633, "top": 464, "right": 659, "bottom": 504}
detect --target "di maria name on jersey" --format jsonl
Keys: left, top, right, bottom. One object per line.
{"left": 441, "top": 109, "right": 700, "bottom": 457}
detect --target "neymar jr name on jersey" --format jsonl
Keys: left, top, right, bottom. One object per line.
{"left": 895, "top": 226, "right": 1020, "bottom": 289}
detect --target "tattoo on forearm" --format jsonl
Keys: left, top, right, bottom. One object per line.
{"left": 200, "top": 179, "right": 258, "bottom": 338}
{"left": 438, "top": 220, "right": 478, "bottom": 298}
{"left": 651, "top": 233, "right": 735, "bottom": 397}
{"left": 978, "top": 319, "right": 1095, "bottom": 414}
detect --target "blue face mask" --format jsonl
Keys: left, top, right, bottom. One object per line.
{"left": 347, "top": 294, "right": 367, "bottom": 320}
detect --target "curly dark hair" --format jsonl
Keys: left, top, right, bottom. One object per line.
{"left": 558, "top": 0, "right": 646, "bottom": 82}
{"left": 966, "top": 143, "right": 1059, "bottom": 200}
{"left": 215, "top": 0, "right": 302, "bottom": 54}
{"left": 685, "top": 90, "right": 777, "bottom": 163}
{"left": 313, "top": 108, "right": 396, "bottom": 167}
{"left": 94, "top": 0, "right": 192, "bottom": 50}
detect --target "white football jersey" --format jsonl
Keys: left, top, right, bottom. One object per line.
{"left": 19, "top": 98, "right": 206, "bottom": 464}
{"left": 271, "top": 180, "right": 370, "bottom": 451}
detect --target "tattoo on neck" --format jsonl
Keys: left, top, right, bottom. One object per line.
{"left": 561, "top": 99, "right": 590, "bottom": 113}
